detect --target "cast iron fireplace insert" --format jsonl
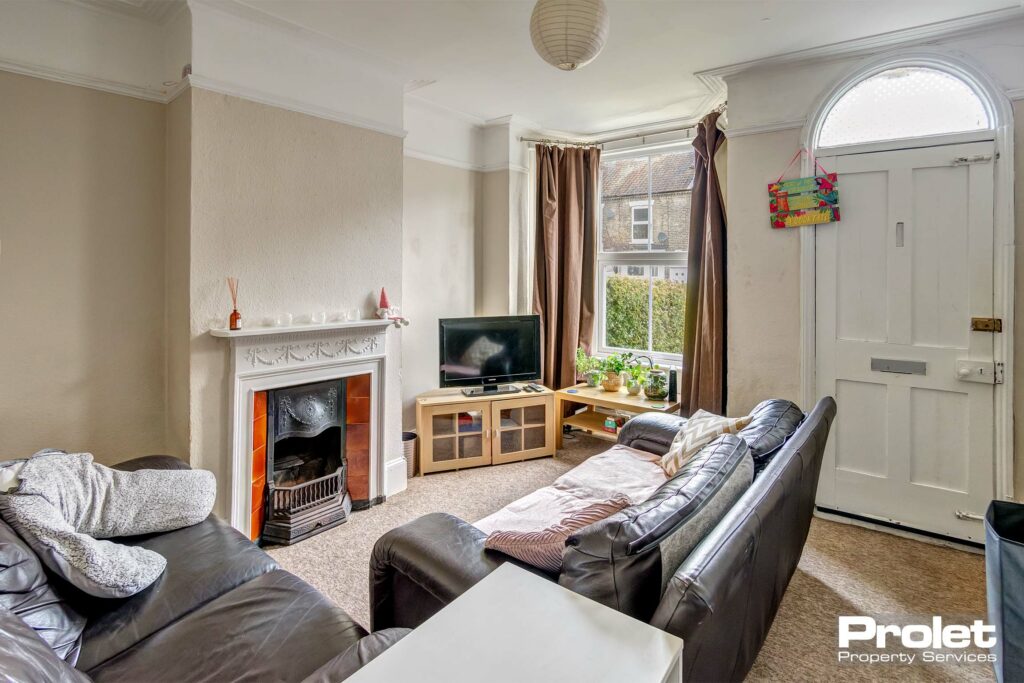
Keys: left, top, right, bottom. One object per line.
{"left": 262, "top": 378, "right": 352, "bottom": 545}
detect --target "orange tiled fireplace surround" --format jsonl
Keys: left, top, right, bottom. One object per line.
{"left": 250, "top": 373, "right": 376, "bottom": 544}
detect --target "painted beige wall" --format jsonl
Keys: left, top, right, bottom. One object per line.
{"left": 0, "top": 71, "right": 167, "bottom": 463}
{"left": 479, "top": 170, "right": 512, "bottom": 315}
{"left": 401, "top": 156, "right": 480, "bottom": 427}
{"left": 187, "top": 88, "right": 404, "bottom": 514}
{"left": 725, "top": 128, "right": 804, "bottom": 415}
{"left": 165, "top": 90, "right": 192, "bottom": 461}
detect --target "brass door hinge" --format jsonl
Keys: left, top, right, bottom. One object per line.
{"left": 971, "top": 317, "right": 1003, "bottom": 333}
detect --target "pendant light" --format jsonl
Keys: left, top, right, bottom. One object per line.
{"left": 530, "top": 0, "right": 610, "bottom": 71}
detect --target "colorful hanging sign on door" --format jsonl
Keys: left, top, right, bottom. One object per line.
{"left": 769, "top": 151, "right": 840, "bottom": 229}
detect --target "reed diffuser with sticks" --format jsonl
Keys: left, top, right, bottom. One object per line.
{"left": 226, "top": 277, "right": 242, "bottom": 330}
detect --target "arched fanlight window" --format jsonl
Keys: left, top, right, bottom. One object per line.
{"left": 818, "top": 66, "right": 991, "bottom": 148}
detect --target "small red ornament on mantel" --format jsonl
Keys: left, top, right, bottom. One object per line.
{"left": 376, "top": 287, "right": 409, "bottom": 327}
{"left": 227, "top": 277, "right": 242, "bottom": 330}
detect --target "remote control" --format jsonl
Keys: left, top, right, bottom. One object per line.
{"left": 521, "top": 384, "right": 536, "bottom": 393}
{"left": 528, "top": 383, "right": 544, "bottom": 392}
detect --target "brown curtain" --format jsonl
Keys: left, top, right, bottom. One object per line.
{"left": 681, "top": 112, "right": 727, "bottom": 415}
{"left": 533, "top": 144, "right": 600, "bottom": 390}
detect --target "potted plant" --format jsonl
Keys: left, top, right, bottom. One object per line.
{"left": 575, "top": 347, "right": 603, "bottom": 387}
{"left": 625, "top": 364, "right": 647, "bottom": 396}
{"left": 600, "top": 352, "right": 632, "bottom": 392}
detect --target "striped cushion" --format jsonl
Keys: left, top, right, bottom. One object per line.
{"left": 484, "top": 495, "right": 632, "bottom": 573}
{"left": 659, "top": 410, "right": 752, "bottom": 476}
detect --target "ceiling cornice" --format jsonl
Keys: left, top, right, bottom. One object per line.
{"left": 723, "top": 118, "right": 806, "bottom": 139}
{"left": 60, "top": 0, "right": 186, "bottom": 25}
{"left": 406, "top": 93, "right": 487, "bottom": 127}
{"left": 0, "top": 55, "right": 169, "bottom": 102}
{"left": 200, "top": 0, "right": 414, "bottom": 86}
{"left": 696, "top": 5, "right": 1024, "bottom": 86}
{"left": 189, "top": 74, "right": 408, "bottom": 138}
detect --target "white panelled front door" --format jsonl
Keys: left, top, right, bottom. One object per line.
{"left": 815, "top": 141, "right": 996, "bottom": 542}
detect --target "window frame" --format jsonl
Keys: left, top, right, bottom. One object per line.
{"left": 595, "top": 141, "right": 691, "bottom": 367}
{"left": 629, "top": 201, "right": 650, "bottom": 245}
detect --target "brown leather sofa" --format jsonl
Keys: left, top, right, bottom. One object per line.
{"left": 370, "top": 397, "right": 836, "bottom": 683}
{"left": 0, "top": 454, "right": 405, "bottom": 683}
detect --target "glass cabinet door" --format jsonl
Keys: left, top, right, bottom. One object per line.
{"left": 422, "top": 403, "right": 491, "bottom": 472}
{"left": 491, "top": 397, "right": 553, "bottom": 465}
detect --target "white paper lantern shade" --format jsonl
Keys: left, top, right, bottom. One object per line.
{"left": 530, "top": 0, "right": 610, "bottom": 71}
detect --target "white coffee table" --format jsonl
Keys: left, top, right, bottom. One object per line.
{"left": 346, "top": 563, "right": 684, "bottom": 683}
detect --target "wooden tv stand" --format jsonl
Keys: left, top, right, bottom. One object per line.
{"left": 416, "top": 385, "right": 556, "bottom": 475}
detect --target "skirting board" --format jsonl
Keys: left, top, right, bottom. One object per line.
{"left": 814, "top": 508, "right": 983, "bottom": 555}
{"left": 385, "top": 457, "right": 408, "bottom": 496}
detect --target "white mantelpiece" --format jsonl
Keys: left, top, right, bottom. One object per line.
{"left": 212, "top": 320, "right": 400, "bottom": 537}
{"left": 209, "top": 318, "right": 396, "bottom": 338}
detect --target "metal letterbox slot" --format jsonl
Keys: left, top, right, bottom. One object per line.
{"left": 870, "top": 358, "right": 926, "bottom": 375}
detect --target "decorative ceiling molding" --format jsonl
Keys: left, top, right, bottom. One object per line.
{"left": 208, "top": 0, "right": 414, "bottom": 86}
{"left": 1006, "top": 87, "right": 1024, "bottom": 101}
{"left": 406, "top": 93, "right": 487, "bottom": 127}
{"left": 403, "top": 148, "right": 484, "bottom": 172}
{"left": 696, "top": 5, "right": 1024, "bottom": 84}
{"left": 723, "top": 119, "right": 806, "bottom": 139}
{"left": 60, "top": 0, "right": 186, "bottom": 25}
{"left": 0, "top": 55, "right": 169, "bottom": 102}
{"left": 480, "top": 161, "right": 530, "bottom": 174}
{"left": 0, "top": 58, "right": 409, "bottom": 138}
{"left": 188, "top": 74, "right": 408, "bottom": 139}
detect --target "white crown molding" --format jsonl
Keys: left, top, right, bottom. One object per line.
{"left": 1007, "top": 87, "right": 1024, "bottom": 101}
{"left": 188, "top": 74, "right": 408, "bottom": 138}
{"left": 403, "top": 148, "right": 483, "bottom": 172}
{"left": 723, "top": 119, "right": 806, "bottom": 139}
{"left": 0, "top": 60, "right": 409, "bottom": 139}
{"left": 0, "top": 56, "right": 169, "bottom": 102}
{"left": 405, "top": 93, "right": 487, "bottom": 127}
{"left": 198, "top": 0, "right": 413, "bottom": 86}
{"left": 588, "top": 113, "right": 705, "bottom": 142}
{"left": 481, "top": 162, "right": 529, "bottom": 174}
{"left": 484, "top": 114, "right": 519, "bottom": 129}
{"left": 697, "top": 6, "right": 1024, "bottom": 82}
{"left": 59, "top": 0, "right": 186, "bottom": 26}
{"left": 164, "top": 77, "right": 191, "bottom": 103}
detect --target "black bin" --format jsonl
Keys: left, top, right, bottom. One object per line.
{"left": 986, "top": 500, "right": 1024, "bottom": 683}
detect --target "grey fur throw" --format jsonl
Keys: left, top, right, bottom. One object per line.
{"left": 0, "top": 451, "right": 215, "bottom": 598}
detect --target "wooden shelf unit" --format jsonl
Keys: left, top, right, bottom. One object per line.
{"left": 416, "top": 386, "right": 556, "bottom": 474}
{"left": 562, "top": 411, "right": 619, "bottom": 442}
{"left": 554, "top": 384, "right": 681, "bottom": 447}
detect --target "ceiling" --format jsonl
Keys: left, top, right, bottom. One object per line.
{"left": 65, "top": 0, "right": 183, "bottom": 23}
{"left": 237, "top": 0, "right": 1018, "bottom": 134}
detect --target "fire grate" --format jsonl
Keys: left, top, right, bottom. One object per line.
{"left": 261, "top": 378, "right": 352, "bottom": 546}
{"left": 270, "top": 467, "right": 344, "bottom": 517}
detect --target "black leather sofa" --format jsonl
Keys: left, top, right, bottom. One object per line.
{"left": 0, "top": 455, "right": 405, "bottom": 683}
{"left": 370, "top": 397, "right": 836, "bottom": 682}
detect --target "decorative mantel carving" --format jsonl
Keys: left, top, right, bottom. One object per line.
{"left": 211, "top": 320, "right": 391, "bottom": 375}
{"left": 243, "top": 335, "right": 381, "bottom": 368}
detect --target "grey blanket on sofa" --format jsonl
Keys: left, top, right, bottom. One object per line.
{"left": 0, "top": 450, "right": 215, "bottom": 598}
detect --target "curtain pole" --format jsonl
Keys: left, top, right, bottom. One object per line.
{"left": 518, "top": 102, "right": 725, "bottom": 149}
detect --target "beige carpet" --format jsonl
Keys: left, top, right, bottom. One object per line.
{"left": 268, "top": 435, "right": 991, "bottom": 681}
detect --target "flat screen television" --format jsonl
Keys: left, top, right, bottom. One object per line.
{"left": 439, "top": 315, "right": 541, "bottom": 395}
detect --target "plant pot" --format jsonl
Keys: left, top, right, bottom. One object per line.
{"left": 643, "top": 370, "right": 669, "bottom": 400}
{"left": 601, "top": 371, "right": 623, "bottom": 392}
{"left": 626, "top": 381, "right": 642, "bottom": 396}
{"left": 584, "top": 371, "right": 602, "bottom": 387}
